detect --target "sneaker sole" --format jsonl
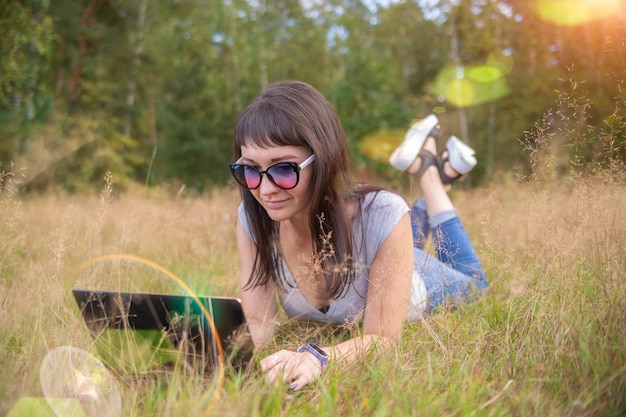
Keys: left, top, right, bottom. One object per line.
{"left": 389, "top": 114, "right": 440, "bottom": 171}
{"left": 446, "top": 135, "right": 477, "bottom": 175}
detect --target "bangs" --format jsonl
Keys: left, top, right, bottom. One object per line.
{"left": 234, "top": 100, "right": 308, "bottom": 151}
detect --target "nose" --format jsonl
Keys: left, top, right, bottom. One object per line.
{"left": 257, "top": 173, "right": 279, "bottom": 194}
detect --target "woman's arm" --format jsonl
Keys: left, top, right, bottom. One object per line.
{"left": 261, "top": 213, "right": 414, "bottom": 390}
{"left": 236, "top": 220, "right": 277, "bottom": 348}
{"left": 361, "top": 211, "right": 413, "bottom": 340}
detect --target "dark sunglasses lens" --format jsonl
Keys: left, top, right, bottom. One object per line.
{"left": 267, "top": 163, "right": 299, "bottom": 189}
{"left": 231, "top": 165, "right": 261, "bottom": 189}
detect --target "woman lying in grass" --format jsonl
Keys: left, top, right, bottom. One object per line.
{"left": 229, "top": 80, "right": 488, "bottom": 391}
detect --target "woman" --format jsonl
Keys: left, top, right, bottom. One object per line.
{"left": 230, "top": 80, "right": 488, "bottom": 391}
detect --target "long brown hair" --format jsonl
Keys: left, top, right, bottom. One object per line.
{"left": 233, "top": 80, "right": 377, "bottom": 298}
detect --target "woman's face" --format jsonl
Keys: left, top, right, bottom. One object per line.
{"left": 239, "top": 143, "right": 315, "bottom": 223}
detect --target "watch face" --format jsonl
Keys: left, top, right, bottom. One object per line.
{"left": 309, "top": 344, "right": 328, "bottom": 357}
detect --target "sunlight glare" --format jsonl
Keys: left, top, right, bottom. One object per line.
{"left": 532, "top": 0, "right": 624, "bottom": 26}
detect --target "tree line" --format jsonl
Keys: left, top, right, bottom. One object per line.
{"left": 1, "top": 0, "right": 624, "bottom": 193}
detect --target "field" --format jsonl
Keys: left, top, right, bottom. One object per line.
{"left": 1, "top": 167, "right": 625, "bottom": 416}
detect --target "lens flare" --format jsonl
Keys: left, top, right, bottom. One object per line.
{"left": 532, "top": 0, "right": 624, "bottom": 26}
{"left": 40, "top": 346, "right": 122, "bottom": 417}
{"left": 358, "top": 130, "right": 405, "bottom": 162}
{"left": 69, "top": 253, "right": 225, "bottom": 417}
{"left": 429, "top": 64, "right": 511, "bottom": 108}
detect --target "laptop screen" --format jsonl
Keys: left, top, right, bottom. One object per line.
{"left": 72, "top": 289, "right": 252, "bottom": 373}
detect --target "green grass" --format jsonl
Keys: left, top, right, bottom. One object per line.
{"left": 1, "top": 163, "right": 625, "bottom": 416}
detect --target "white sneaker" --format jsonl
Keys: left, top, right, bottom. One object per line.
{"left": 445, "top": 135, "right": 477, "bottom": 175}
{"left": 389, "top": 114, "right": 440, "bottom": 171}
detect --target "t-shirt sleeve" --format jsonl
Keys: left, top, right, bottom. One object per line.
{"left": 237, "top": 202, "right": 255, "bottom": 242}
{"left": 362, "top": 191, "right": 410, "bottom": 250}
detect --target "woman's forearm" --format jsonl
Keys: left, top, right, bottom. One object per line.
{"left": 323, "top": 334, "right": 395, "bottom": 365}
{"left": 248, "top": 317, "right": 277, "bottom": 348}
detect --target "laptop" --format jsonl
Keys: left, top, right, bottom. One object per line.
{"left": 72, "top": 289, "right": 253, "bottom": 374}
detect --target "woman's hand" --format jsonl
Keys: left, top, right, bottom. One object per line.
{"left": 260, "top": 349, "right": 325, "bottom": 391}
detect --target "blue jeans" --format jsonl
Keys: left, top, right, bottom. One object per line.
{"left": 411, "top": 198, "right": 488, "bottom": 313}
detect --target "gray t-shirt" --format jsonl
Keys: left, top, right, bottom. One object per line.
{"left": 238, "top": 190, "right": 427, "bottom": 324}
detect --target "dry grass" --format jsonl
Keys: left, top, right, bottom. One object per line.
{"left": 0, "top": 178, "right": 243, "bottom": 415}
{"left": 1, "top": 165, "right": 625, "bottom": 416}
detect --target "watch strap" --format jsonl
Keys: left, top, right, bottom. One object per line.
{"left": 297, "top": 343, "right": 329, "bottom": 373}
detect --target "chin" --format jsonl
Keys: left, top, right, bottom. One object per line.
{"left": 264, "top": 205, "right": 305, "bottom": 223}
{"left": 265, "top": 211, "right": 291, "bottom": 222}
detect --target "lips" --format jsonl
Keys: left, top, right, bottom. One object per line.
{"left": 263, "top": 199, "right": 288, "bottom": 210}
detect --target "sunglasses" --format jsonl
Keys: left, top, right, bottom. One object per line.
{"left": 230, "top": 154, "right": 316, "bottom": 190}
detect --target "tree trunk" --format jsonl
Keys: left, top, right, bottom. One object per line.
{"left": 123, "top": 0, "right": 148, "bottom": 138}
{"left": 69, "top": 0, "right": 106, "bottom": 108}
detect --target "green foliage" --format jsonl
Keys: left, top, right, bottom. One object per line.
{"left": 141, "top": 2, "right": 234, "bottom": 191}
{"left": 0, "top": 1, "right": 55, "bottom": 106}
{"left": 19, "top": 116, "right": 143, "bottom": 193}
{"left": 0, "top": 0, "right": 56, "bottom": 163}
{"left": 1, "top": 0, "right": 625, "bottom": 192}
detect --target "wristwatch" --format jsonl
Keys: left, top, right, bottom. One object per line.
{"left": 297, "top": 343, "right": 329, "bottom": 373}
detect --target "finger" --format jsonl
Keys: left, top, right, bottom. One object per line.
{"left": 279, "top": 352, "right": 304, "bottom": 383}
{"left": 281, "top": 354, "right": 317, "bottom": 390}
{"left": 260, "top": 352, "right": 282, "bottom": 373}
{"left": 287, "top": 374, "right": 312, "bottom": 392}
{"left": 266, "top": 363, "right": 285, "bottom": 384}
{"left": 264, "top": 352, "right": 292, "bottom": 384}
